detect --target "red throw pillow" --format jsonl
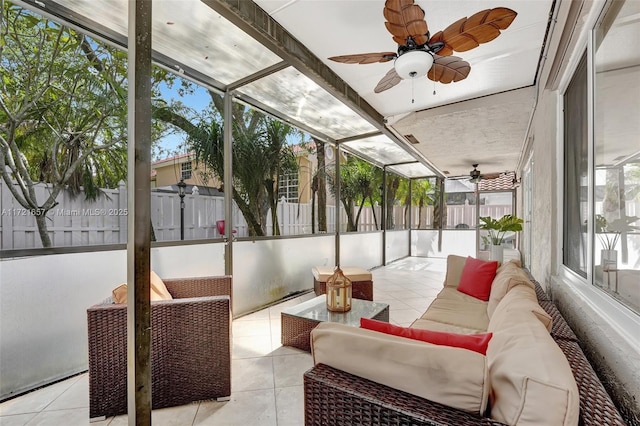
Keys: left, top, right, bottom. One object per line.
{"left": 360, "top": 318, "right": 493, "bottom": 355}
{"left": 456, "top": 256, "right": 499, "bottom": 301}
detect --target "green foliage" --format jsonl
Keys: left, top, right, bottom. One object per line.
{"left": 479, "top": 214, "right": 523, "bottom": 245}
{"left": 594, "top": 214, "right": 640, "bottom": 250}
{"left": 327, "top": 155, "right": 380, "bottom": 231}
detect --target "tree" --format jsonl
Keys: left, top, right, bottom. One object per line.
{"left": 154, "top": 95, "right": 298, "bottom": 237}
{"left": 328, "top": 155, "right": 378, "bottom": 232}
{"left": 0, "top": 5, "right": 129, "bottom": 247}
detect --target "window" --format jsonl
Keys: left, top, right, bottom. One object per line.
{"left": 592, "top": 0, "right": 640, "bottom": 311}
{"left": 181, "top": 161, "right": 192, "bottom": 180}
{"left": 563, "top": 54, "right": 589, "bottom": 278}
{"left": 278, "top": 172, "right": 298, "bottom": 203}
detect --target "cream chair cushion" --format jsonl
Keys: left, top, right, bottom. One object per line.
{"left": 112, "top": 271, "right": 173, "bottom": 304}
{"left": 311, "top": 322, "right": 490, "bottom": 415}
{"left": 312, "top": 266, "right": 372, "bottom": 282}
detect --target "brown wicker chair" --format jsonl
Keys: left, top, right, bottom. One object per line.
{"left": 87, "top": 276, "right": 232, "bottom": 420}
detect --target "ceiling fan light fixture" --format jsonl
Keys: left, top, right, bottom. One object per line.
{"left": 394, "top": 50, "right": 434, "bottom": 80}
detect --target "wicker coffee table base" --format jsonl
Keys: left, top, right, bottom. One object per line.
{"left": 281, "top": 305, "right": 389, "bottom": 352}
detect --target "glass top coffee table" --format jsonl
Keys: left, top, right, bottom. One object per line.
{"left": 281, "top": 295, "right": 390, "bottom": 352}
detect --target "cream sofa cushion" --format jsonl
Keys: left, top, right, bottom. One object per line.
{"left": 486, "top": 309, "right": 579, "bottom": 426}
{"left": 311, "top": 322, "right": 490, "bottom": 415}
{"left": 411, "top": 318, "right": 485, "bottom": 334}
{"left": 444, "top": 254, "right": 467, "bottom": 288}
{"left": 488, "top": 262, "right": 536, "bottom": 318}
{"left": 421, "top": 296, "right": 490, "bottom": 331}
{"left": 489, "top": 285, "right": 552, "bottom": 332}
{"left": 111, "top": 271, "right": 173, "bottom": 304}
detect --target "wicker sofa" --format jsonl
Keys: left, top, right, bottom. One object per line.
{"left": 305, "top": 256, "right": 625, "bottom": 426}
{"left": 87, "top": 275, "right": 232, "bottom": 419}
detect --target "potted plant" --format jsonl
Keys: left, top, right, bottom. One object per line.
{"left": 479, "top": 214, "right": 524, "bottom": 262}
{"left": 594, "top": 214, "right": 639, "bottom": 270}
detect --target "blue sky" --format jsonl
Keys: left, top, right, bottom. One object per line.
{"left": 154, "top": 79, "right": 211, "bottom": 160}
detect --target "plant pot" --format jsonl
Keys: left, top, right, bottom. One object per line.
{"left": 601, "top": 249, "right": 617, "bottom": 271}
{"left": 490, "top": 244, "right": 504, "bottom": 263}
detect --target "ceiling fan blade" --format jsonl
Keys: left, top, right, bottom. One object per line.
{"left": 426, "top": 55, "right": 470, "bottom": 84}
{"left": 383, "top": 0, "right": 429, "bottom": 46}
{"left": 482, "top": 172, "right": 502, "bottom": 180}
{"left": 374, "top": 68, "right": 402, "bottom": 93}
{"left": 429, "top": 8, "right": 517, "bottom": 56}
{"left": 328, "top": 52, "right": 397, "bottom": 64}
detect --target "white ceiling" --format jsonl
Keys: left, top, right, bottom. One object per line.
{"left": 22, "top": 0, "right": 556, "bottom": 179}
{"left": 253, "top": 0, "right": 554, "bottom": 177}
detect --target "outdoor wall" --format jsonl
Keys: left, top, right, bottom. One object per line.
{"left": 0, "top": 243, "right": 225, "bottom": 401}
{"left": 231, "top": 235, "right": 334, "bottom": 316}
{"left": 411, "top": 230, "right": 476, "bottom": 258}
{"left": 524, "top": 0, "right": 640, "bottom": 420}
{"left": 340, "top": 232, "right": 383, "bottom": 269}
{"left": 385, "top": 230, "right": 410, "bottom": 264}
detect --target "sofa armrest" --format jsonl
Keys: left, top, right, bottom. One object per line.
{"left": 310, "top": 322, "right": 490, "bottom": 415}
{"left": 304, "top": 364, "right": 506, "bottom": 426}
{"left": 163, "top": 275, "right": 231, "bottom": 300}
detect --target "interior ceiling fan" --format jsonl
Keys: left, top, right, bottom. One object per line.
{"left": 328, "top": 0, "right": 517, "bottom": 93}
{"left": 468, "top": 164, "right": 501, "bottom": 182}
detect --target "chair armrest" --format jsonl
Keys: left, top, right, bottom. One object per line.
{"left": 163, "top": 275, "right": 231, "bottom": 300}
{"left": 87, "top": 295, "right": 231, "bottom": 418}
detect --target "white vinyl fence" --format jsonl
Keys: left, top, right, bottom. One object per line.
{"left": 1, "top": 180, "right": 543, "bottom": 250}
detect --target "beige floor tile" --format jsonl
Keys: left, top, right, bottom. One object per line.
{"left": 0, "top": 413, "right": 38, "bottom": 426}
{"left": 232, "top": 319, "right": 271, "bottom": 338}
{"left": 193, "top": 389, "right": 277, "bottom": 426}
{"left": 19, "top": 407, "right": 89, "bottom": 425}
{"left": 0, "top": 376, "right": 81, "bottom": 416}
{"left": 274, "top": 386, "right": 304, "bottom": 426}
{"left": 389, "top": 309, "right": 422, "bottom": 324}
{"left": 44, "top": 374, "right": 88, "bottom": 411}
{"left": 233, "top": 336, "right": 274, "bottom": 359}
{"left": 272, "top": 354, "right": 313, "bottom": 388}
{"left": 107, "top": 403, "right": 198, "bottom": 426}
{"left": 232, "top": 357, "right": 274, "bottom": 392}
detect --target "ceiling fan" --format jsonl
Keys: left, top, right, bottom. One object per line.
{"left": 468, "top": 164, "right": 501, "bottom": 183}
{"left": 328, "top": 0, "right": 517, "bottom": 93}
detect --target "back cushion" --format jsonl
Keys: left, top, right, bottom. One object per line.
{"left": 444, "top": 254, "right": 468, "bottom": 288}
{"left": 489, "top": 285, "right": 552, "bottom": 332}
{"left": 486, "top": 309, "right": 579, "bottom": 425}
{"left": 111, "top": 271, "right": 173, "bottom": 304}
{"left": 488, "top": 262, "right": 536, "bottom": 318}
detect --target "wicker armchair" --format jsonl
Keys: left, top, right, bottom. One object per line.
{"left": 87, "top": 276, "right": 232, "bottom": 419}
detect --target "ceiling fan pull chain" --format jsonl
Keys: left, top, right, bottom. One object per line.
{"left": 432, "top": 67, "right": 436, "bottom": 95}
{"left": 411, "top": 78, "right": 415, "bottom": 104}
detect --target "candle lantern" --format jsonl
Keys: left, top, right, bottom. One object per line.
{"left": 326, "top": 266, "right": 352, "bottom": 312}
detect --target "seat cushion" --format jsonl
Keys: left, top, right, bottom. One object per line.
{"left": 312, "top": 266, "right": 372, "bottom": 282}
{"left": 421, "top": 296, "right": 490, "bottom": 331}
{"left": 410, "top": 318, "right": 485, "bottom": 335}
{"left": 361, "top": 318, "right": 493, "bottom": 355}
{"left": 311, "top": 322, "right": 490, "bottom": 415}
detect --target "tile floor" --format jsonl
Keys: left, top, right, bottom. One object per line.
{"left": 0, "top": 256, "right": 447, "bottom": 426}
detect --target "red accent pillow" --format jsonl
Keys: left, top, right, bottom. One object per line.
{"left": 360, "top": 318, "right": 493, "bottom": 355}
{"left": 456, "top": 256, "right": 499, "bottom": 301}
